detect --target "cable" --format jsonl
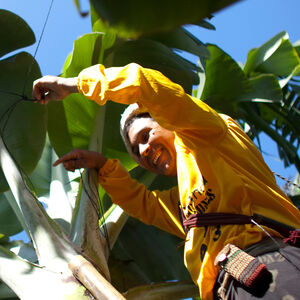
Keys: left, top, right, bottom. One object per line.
{"left": 22, "top": 0, "right": 55, "bottom": 96}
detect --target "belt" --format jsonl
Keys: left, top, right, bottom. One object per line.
{"left": 182, "top": 212, "right": 296, "bottom": 238}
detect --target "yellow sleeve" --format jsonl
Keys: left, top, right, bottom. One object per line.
{"left": 98, "top": 158, "right": 185, "bottom": 239}
{"left": 77, "top": 63, "right": 226, "bottom": 140}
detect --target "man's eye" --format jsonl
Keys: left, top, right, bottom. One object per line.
{"left": 142, "top": 130, "right": 149, "bottom": 143}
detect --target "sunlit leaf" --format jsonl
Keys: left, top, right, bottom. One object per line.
{"left": 257, "top": 39, "right": 300, "bottom": 77}
{"left": 247, "top": 74, "right": 282, "bottom": 103}
{"left": 244, "top": 31, "right": 300, "bottom": 77}
{"left": 200, "top": 44, "right": 252, "bottom": 116}
{"left": 49, "top": 32, "right": 113, "bottom": 156}
{"left": 244, "top": 31, "right": 288, "bottom": 75}
{"left": 278, "top": 65, "right": 300, "bottom": 88}
{"left": 294, "top": 40, "right": 300, "bottom": 58}
{"left": 62, "top": 32, "right": 106, "bottom": 77}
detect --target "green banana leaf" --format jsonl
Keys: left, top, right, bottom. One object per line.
{"left": 91, "top": 6, "right": 206, "bottom": 93}
{"left": 148, "top": 27, "right": 210, "bottom": 59}
{"left": 0, "top": 11, "right": 46, "bottom": 192}
{"left": 47, "top": 32, "right": 135, "bottom": 169}
{"left": 200, "top": 44, "right": 283, "bottom": 116}
{"left": 294, "top": 40, "right": 300, "bottom": 57}
{"left": 0, "top": 194, "right": 22, "bottom": 237}
{"left": 0, "top": 10, "right": 35, "bottom": 58}
{"left": 0, "top": 52, "right": 47, "bottom": 192}
{"left": 90, "top": 0, "right": 242, "bottom": 38}
{"left": 244, "top": 31, "right": 300, "bottom": 77}
{"left": 0, "top": 280, "right": 18, "bottom": 300}
{"left": 200, "top": 44, "right": 253, "bottom": 116}
{"left": 48, "top": 32, "right": 114, "bottom": 157}
{"left": 105, "top": 38, "right": 200, "bottom": 93}
{"left": 110, "top": 218, "right": 190, "bottom": 292}
{"left": 242, "top": 32, "right": 300, "bottom": 170}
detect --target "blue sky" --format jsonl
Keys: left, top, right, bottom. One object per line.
{"left": 2, "top": 0, "right": 300, "bottom": 188}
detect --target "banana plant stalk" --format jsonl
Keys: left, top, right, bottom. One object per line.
{"left": 0, "top": 136, "right": 76, "bottom": 270}
{"left": 0, "top": 135, "right": 125, "bottom": 299}
{"left": 0, "top": 245, "right": 92, "bottom": 300}
{"left": 69, "top": 107, "right": 111, "bottom": 280}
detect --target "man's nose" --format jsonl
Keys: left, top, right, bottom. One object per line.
{"left": 139, "top": 143, "right": 150, "bottom": 157}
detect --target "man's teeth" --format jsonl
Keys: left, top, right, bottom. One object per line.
{"left": 153, "top": 149, "right": 162, "bottom": 165}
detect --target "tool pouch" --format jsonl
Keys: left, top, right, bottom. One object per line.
{"left": 214, "top": 243, "right": 272, "bottom": 298}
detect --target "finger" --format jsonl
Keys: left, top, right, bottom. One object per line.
{"left": 40, "top": 93, "right": 51, "bottom": 105}
{"left": 32, "top": 85, "right": 44, "bottom": 101}
{"left": 53, "top": 149, "right": 83, "bottom": 166}
{"left": 32, "top": 80, "right": 48, "bottom": 101}
{"left": 63, "top": 161, "right": 76, "bottom": 171}
{"left": 32, "top": 79, "right": 41, "bottom": 100}
{"left": 53, "top": 154, "right": 73, "bottom": 166}
{"left": 63, "top": 159, "right": 87, "bottom": 171}
{"left": 32, "top": 76, "right": 59, "bottom": 102}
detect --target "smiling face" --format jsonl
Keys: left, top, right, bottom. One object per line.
{"left": 127, "top": 116, "right": 177, "bottom": 176}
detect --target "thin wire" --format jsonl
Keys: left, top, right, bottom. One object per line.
{"left": 250, "top": 219, "right": 282, "bottom": 247}
{"left": 251, "top": 219, "right": 300, "bottom": 273}
{"left": 0, "top": 0, "right": 55, "bottom": 196}
{"left": 1, "top": 2, "right": 110, "bottom": 249}
{"left": 22, "top": 0, "right": 55, "bottom": 95}
{"left": 0, "top": 0, "right": 110, "bottom": 248}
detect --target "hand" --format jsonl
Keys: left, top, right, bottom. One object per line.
{"left": 32, "top": 76, "right": 78, "bottom": 104}
{"left": 53, "top": 149, "right": 107, "bottom": 172}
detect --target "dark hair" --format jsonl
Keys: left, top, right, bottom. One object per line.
{"left": 124, "top": 112, "right": 152, "bottom": 145}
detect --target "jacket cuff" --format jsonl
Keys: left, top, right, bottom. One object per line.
{"left": 98, "top": 158, "right": 120, "bottom": 181}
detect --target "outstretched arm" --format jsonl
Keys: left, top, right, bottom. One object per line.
{"left": 32, "top": 76, "right": 78, "bottom": 104}
{"left": 33, "top": 63, "right": 226, "bottom": 142}
{"left": 54, "top": 150, "right": 185, "bottom": 238}
{"left": 53, "top": 149, "right": 107, "bottom": 173}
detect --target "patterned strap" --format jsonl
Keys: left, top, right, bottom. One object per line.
{"left": 183, "top": 213, "right": 252, "bottom": 227}
{"left": 182, "top": 212, "right": 296, "bottom": 237}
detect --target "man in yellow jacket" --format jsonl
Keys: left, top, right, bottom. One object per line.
{"left": 33, "top": 63, "right": 300, "bottom": 299}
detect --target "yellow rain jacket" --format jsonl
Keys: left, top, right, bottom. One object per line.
{"left": 77, "top": 63, "right": 300, "bottom": 299}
